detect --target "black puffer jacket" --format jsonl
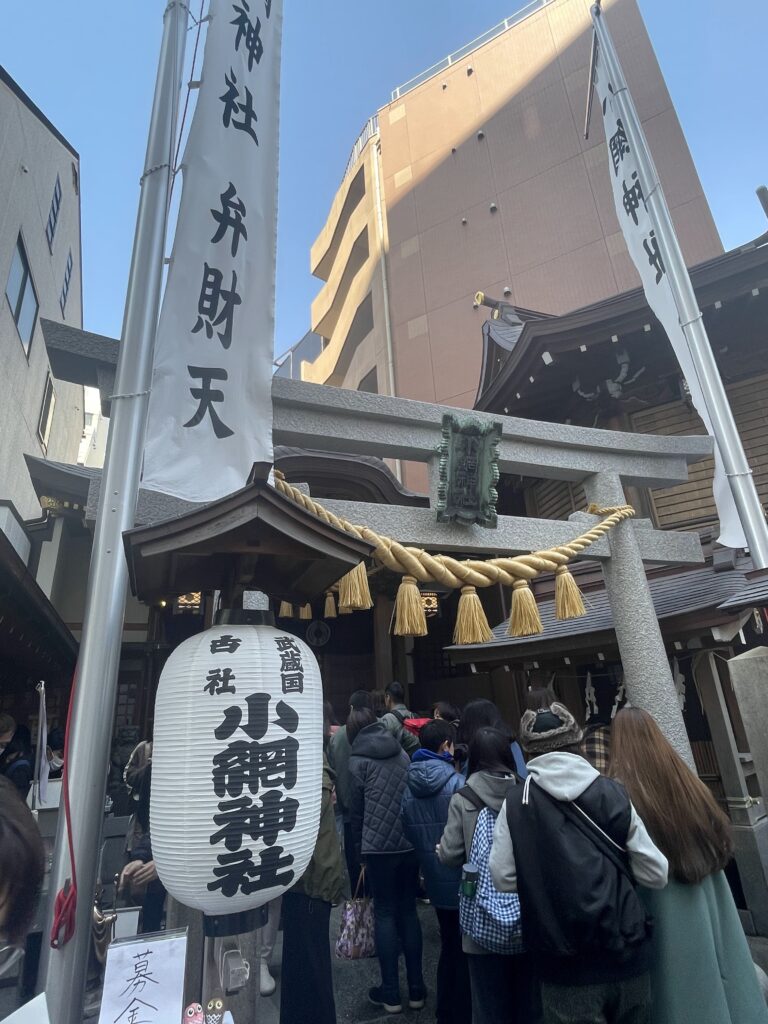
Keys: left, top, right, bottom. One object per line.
{"left": 349, "top": 721, "right": 412, "bottom": 858}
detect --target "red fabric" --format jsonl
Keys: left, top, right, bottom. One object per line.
{"left": 402, "top": 717, "right": 432, "bottom": 739}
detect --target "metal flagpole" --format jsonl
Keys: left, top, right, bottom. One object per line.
{"left": 40, "top": 3, "right": 187, "bottom": 1020}
{"left": 590, "top": 4, "right": 768, "bottom": 570}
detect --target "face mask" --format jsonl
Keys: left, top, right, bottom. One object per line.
{"left": 49, "top": 755, "right": 64, "bottom": 771}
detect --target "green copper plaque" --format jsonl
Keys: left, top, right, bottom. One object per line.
{"left": 436, "top": 414, "right": 501, "bottom": 528}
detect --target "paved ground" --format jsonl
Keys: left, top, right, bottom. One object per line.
{"left": 0, "top": 903, "right": 440, "bottom": 1023}
{"left": 246, "top": 902, "right": 440, "bottom": 1024}
{"left": 3, "top": 917, "right": 766, "bottom": 1021}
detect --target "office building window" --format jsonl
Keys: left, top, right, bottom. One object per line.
{"left": 60, "top": 249, "right": 73, "bottom": 316}
{"left": 45, "top": 175, "right": 62, "bottom": 251}
{"left": 5, "top": 234, "right": 39, "bottom": 355}
{"left": 38, "top": 374, "right": 56, "bottom": 452}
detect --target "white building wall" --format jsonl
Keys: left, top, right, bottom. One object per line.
{"left": 0, "top": 70, "right": 84, "bottom": 520}
{"left": 78, "top": 386, "right": 104, "bottom": 466}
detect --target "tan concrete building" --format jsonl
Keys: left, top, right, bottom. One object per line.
{"left": 301, "top": 0, "right": 722, "bottom": 488}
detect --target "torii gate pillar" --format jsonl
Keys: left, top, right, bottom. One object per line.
{"left": 584, "top": 471, "right": 692, "bottom": 765}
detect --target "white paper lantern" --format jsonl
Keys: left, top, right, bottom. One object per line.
{"left": 151, "top": 620, "right": 323, "bottom": 916}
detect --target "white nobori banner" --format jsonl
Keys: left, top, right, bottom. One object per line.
{"left": 143, "top": 0, "right": 281, "bottom": 501}
{"left": 594, "top": 40, "right": 746, "bottom": 550}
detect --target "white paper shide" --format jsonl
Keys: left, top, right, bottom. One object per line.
{"left": 143, "top": 0, "right": 282, "bottom": 501}
{"left": 594, "top": 43, "right": 746, "bottom": 550}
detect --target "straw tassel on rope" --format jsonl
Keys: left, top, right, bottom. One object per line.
{"left": 509, "top": 579, "right": 543, "bottom": 637}
{"left": 324, "top": 591, "right": 337, "bottom": 618}
{"left": 394, "top": 575, "right": 427, "bottom": 637}
{"left": 299, "top": 603, "right": 313, "bottom": 620}
{"left": 454, "top": 586, "right": 493, "bottom": 645}
{"left": 272, "top": 473, "right": 635, "bottom": 643}
{"left": 337, "top": 561, "right": 373, "bottom": 611}
{"left": 278, "top": 601, "right": 294, "bottom": 619}
{"left": 554, "top": 565, "right": 586, "bottom": 621}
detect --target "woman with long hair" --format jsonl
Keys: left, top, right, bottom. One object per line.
{"left": 455, "top": 699, "right": 527, "bottom": 779}
{"left": 610, "top": 707, "right": 768, "bottom": 1024}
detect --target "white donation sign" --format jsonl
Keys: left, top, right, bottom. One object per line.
{"left": 594, "top": 41, "right": 746, "bottom": 549}
{"left": 97, "top": 930, "right": 187, "bottom": 1024}
{"left": 143, "top": 0, "right": 282, "bottom": 501}
{"left": 150, "top": 624, "right": 323, "bottom": 915}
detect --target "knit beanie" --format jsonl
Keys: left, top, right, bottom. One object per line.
{"left": 519, "top": 702, "right": 583, "bottom": 755}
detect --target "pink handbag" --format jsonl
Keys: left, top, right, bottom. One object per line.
{"left": 335, "top": 869, "right": 375, "bottom": 960}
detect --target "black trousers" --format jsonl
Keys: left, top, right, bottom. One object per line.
{"left": 279, "top": 891, "right": 336, "bottom": 1024}
{"left": 434, "top": 908, "right": 472, "bottom": 1024}
{"left": 365, "top": 852, "right": 424, "bottom": 1002}
{"left": 467, "top": 951, "right": 541, "bottom": 1024}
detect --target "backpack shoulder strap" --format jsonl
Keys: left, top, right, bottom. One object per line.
{"left": 531, "top": 783, "right": 635, "bottom": 885}
{"left": 458, "top": 784, "right": 486, "bottom": 811}
{"left": 391, "top": 710, "right": 406, "bottom": 725}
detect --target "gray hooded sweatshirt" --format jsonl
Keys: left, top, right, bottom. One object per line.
{"left": 489, "top": 752, "right": 668, "bottom": 893}
{"left": 437, "top": 769, "right": 518, "bottom": 954}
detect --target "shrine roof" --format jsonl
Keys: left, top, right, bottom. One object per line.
{"left": 448, "top": 556, "right": 759, "bottom": 663}
{"left": 25, "top": 445, "right": 427, "bottom": 528}
{"left": 476, "top": 243, "right": 768, "bottom": 415}
{"left": 122, "top": 474, "right": 375, "bottom": 604}
{"left": 0, "top": 523, "right": 77, "bottom": 680}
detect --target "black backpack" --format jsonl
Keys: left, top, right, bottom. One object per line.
{"left": 506, "top": 777, "right": 652, "bottom": 958}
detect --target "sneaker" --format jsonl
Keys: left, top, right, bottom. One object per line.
{"left": 368, "top": 986, "right": 403, "bottom": 1014}
{"left": 408, "top": 988, "right": 427, "bottom": 1010}
{"left": 259, "top": 962, "right": 276, "bottom": 996}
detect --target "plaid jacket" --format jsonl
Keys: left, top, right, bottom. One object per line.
{"left": 582, "top": 724, "right": 611, "bottom": 774}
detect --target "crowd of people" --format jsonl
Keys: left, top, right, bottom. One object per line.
{"left": 2, "top": 682, "right": 767, "bottom": 1024}
{"left": 321, "top": 681, "right": 768, "bottom": 1024}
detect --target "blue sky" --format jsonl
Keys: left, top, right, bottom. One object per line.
{"left": 2, "top": 1, "right": 766, "bottom": 357}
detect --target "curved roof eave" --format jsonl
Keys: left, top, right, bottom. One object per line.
{"left": 475, "top": 244, "right": 768, "bottom": 413}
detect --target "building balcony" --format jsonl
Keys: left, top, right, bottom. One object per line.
{"left": 311, "top": 125, "right": 378, "bottom": 281}
{"left": 311, "top": 214, "right": 371, "bottom": 340}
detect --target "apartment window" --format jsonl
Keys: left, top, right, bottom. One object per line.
{"left": 5, "top": 234, "right": 39, "bottom": 354}
{"left": 45, "top": 175, "right": 62, "bottom": 251}
{"left": 38, "top": 374, "right": 56, "bottom": 452}
{"left": 84, "top": 411, "right": 94, "bottom": 427}
{"left": 60, "top": 249, "right": 73, "bottom": 316}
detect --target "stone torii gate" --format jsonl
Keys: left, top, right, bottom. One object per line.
{"left": 38, "top": 312, "right": 712, "bottom": 756}
{"left": 271, "top": 375, "right": 708, "bottom": 761}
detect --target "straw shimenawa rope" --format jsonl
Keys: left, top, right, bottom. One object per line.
{"left": 273, "top": 470, "right": 634, "bottom": 644}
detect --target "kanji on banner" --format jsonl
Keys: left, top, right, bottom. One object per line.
{"left": 594, "top": 43, "right": 746, "bottom": 550}
{"left": 143, "top": 0, "right": 282, "bottom": 501}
